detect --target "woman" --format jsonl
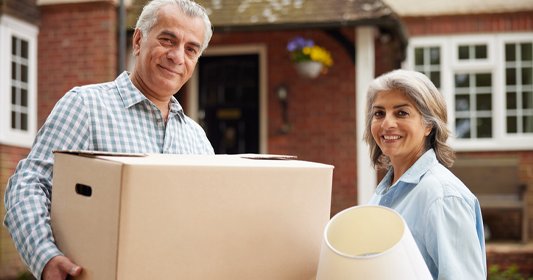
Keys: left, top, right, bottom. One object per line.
{"left": 363, "top": 69, "right": 486, "bottom": 279}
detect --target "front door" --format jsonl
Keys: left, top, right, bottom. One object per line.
{"left": 198, "top": 54, "right": 260, "bottom": 154}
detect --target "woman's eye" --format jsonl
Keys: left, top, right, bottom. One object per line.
{"left": 373, "top": 111, "right": 383, "bottom": 117}
{"left": 398, "top": 110, "right": 409, "bottom": 116}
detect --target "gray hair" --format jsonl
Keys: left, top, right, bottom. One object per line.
{"left": 363, "top": 69, "right": 455, "bottom": 169}
{"left": 135, "top": 0, "right": 213, "bottom": 54}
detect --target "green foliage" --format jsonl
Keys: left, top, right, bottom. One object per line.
{"left": 488, "top": 264, "right": 533, "bottom": 280}
{"left": 16, "top": 271, "right": 36, "bottom": 280}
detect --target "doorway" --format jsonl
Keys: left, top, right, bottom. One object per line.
{"left": 197, "top": 54, "right": 260, "bottom": 154}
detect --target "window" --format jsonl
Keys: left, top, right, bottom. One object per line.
{"left": 0, "top": 15, "right": 38, "bottom": 148}
{"left": 414, "top": 46, "right": 441, "bottom": 88}
{"left": 405, "top": 33, "right": 533, "bottom": 151}
{"left": 505, "top": 43, "right": 533, "bottom": 134}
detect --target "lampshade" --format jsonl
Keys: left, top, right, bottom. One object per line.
{"left": 315, "top": 205, "right": 432, "bottom": 280}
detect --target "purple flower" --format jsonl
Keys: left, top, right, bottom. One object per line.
{"left": 287, "top": 41, "right": 298, "bottom": 51}
{"left": 287, "top": 36, "right": 315, "bottom": 52}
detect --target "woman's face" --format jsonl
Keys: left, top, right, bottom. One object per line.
{"left": 371, "top": 89, "right": 431, "bottom": 165}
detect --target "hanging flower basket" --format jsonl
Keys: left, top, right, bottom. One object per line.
{"left": 293, "top": 61, "right": 323, "bottom": 79}
{"left": 287, "top": 36, "right": 333, "bottom": 79}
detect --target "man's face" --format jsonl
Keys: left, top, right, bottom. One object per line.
{"left": 132, "top": 4, "right": 205, "bottom": 99}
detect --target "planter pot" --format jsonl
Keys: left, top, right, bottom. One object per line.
{"left": 293, "top": 61, "right": 323, "bottom": 78}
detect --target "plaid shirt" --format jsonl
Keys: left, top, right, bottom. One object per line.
{"left": 3, "top": 72, "right": 214, "bottom": 279}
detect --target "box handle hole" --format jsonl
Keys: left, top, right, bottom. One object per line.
{"left": 75, "top": 184, "right": 92, "bottom": 197}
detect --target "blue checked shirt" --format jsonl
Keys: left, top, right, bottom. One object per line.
{"left": 368, "top": 149, "right": 486, "bottom": 280}
{"left": 4, "top": 71, "right": 214, "bottom": 279}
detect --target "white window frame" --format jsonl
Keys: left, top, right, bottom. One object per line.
{"left": 404, "top": 33, "right": 533, "bottom": 151}
{"left": 0, "top": 15, "right": 38, "bottom": 148}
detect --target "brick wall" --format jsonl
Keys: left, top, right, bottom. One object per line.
{"left": 0, "top": 145, "right": 30, "bottom": 279}
{"left": 402, "top": 11, "right": 533, "bottom": 36}
{"left": 209, "top": 27, "right": 400, "bottom": 216}
{"left": 38, "top": 1, "right": 118, "bottom": 127}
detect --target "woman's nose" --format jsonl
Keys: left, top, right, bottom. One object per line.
{"left": 381, "top": 114, "right": 396, "bottom": 129}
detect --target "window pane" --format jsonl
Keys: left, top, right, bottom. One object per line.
{"left": 430, "top": 47, "right": 440, "bottom": 65}
{"left": 476, "top": 94, "right": 492, "bottom": 110}
{"left": 522, "top": 67, "right": 532, "bottom": 85}
{"left": 523, "top": 91, "right": 533, "bottom": 109}
{"left": 506, "top": 68, "right": 516, "bottom": 85}
{"left": 521, "top": 43, "right": 532, "bottom": 61}
{"left": 456, "top": 95, "right": 470, "bottom": 111}
{"left": 459, "top": 46, "right": 469, "bottom": 60}
{"left": 455, "top": 74, "right": 470, "bottom": 87}
{"left": 11, "top": 87, "right": 17, "bottom": 105}
{"left": 12, "top": 62, "right": 17, "bottom": 80}
{"left": 21, "top": 40, "right": 28, "bottom": 59}
{"left": 475, "top": 45, "right": 487, "bottom": 59}
{"left": 415, "top": 48, "right": 424, "bottom": 65}
{"left": 21, "top": 65, "right": 28, "bottom": 83}
{"left": 21, "top": 113, "right": 28, "bottom": 131}
{"left": 11, "top": 111, "right": 17, "bottom": 129}
{"left": 506, "top": 44, "right": 516, "bottom": 61}
{"left": 456, "top": 118, "right": 471, "bottom": 138}
{"left": 476, "top": 73, "right": 491, "bottom": 87}
{"left": 507, "top": 92, "right": 517, "bottom": 109}
{"left": 507, "top": 116, "right": 517, "bottom": 133}
{"left": 477, "top": 117, "right": 492, "bottom": 138}
{"left": 430, "top": 71, "right": 440, "bottom": 88}
{"left": 21, "top": 89, "right": 28, "bottom": 107}
{"left": 524, "top": 116, "right": 533, "bottom": 133}
{"left": 12, "top": 36, "right": 17, "bottom": 56}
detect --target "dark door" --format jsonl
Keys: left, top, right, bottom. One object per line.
{"left": 198, "top": 54, "right": 260, "bottom": 154}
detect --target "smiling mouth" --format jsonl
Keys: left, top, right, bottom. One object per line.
{"left": 383, "top": 135, "right": 401, "bottom": 140}
{"left": 159, "top": 65, "right": 179, "bottom": 75}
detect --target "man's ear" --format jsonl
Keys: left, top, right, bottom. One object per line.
{"left": 132, "top": 29, "right": 143, "bottom": 56}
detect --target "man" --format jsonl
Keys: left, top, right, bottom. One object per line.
{"left": 3, "top": 0, "right": 213, "bottom": 279}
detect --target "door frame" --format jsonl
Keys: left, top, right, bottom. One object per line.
{"left": 188, "top": 44, "right": 268, "bottom": 154}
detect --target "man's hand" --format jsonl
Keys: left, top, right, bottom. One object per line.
{"left": 42, "top": 255, "right": 82, "bottom": 280}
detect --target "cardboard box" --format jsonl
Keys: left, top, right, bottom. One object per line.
{"left": 51, "top": 151, "right": 333, "bottom": 280}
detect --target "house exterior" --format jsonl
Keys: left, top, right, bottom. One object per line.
{"left": 3, "top": 0, "right": 531, "bottom": 278}
{"left": 0, "top": 0, "right": 405, "bottom": 278}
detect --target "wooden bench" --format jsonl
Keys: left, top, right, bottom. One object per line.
{"left": 449, "top": 157, "right": 529, "bottom": 243}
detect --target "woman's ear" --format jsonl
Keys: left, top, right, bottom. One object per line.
{"left": 425, "top": 123, "right": 434, "bottom": 136}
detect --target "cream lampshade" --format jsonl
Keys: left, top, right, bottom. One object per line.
{"left": 315, "top": 205, "right": 432, "bottom": 280}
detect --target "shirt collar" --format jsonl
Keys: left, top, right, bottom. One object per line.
{"left": 115, "top": 71, "right": 185, "bottom": 117}
{"left": 375, "top": 149, "right": 438, "bottom": 195}
{"left": 115, "top": 71, "right": 147, "bottom": 108}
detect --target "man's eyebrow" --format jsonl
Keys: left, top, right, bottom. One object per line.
{"left": 160, "top": 30, "right": 201, "bottom": 49}
{"left": 161, "top": 30, "right": 177, "bottom": 39}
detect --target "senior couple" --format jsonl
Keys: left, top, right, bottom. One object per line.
{"left": 3, "top": 0, "right": 485, "bottom": 279}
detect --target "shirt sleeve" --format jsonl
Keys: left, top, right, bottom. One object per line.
{"left": 424, "top": 196, "right": 486, "bottom": 280}
{"left": 3, "top": 89, "right": 91, "bottom": 279}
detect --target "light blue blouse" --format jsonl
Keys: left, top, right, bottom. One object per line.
{"left": 368, "top": 149, "right": 486, "bottom": 280}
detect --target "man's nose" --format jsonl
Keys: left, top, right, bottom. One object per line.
{"left": 167, "top": 46, "right": 185, "bottom": 64}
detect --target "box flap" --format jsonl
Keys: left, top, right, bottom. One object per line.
{"left": 53, "top": 150, "right": 147, "bottom": 157}
{"left": 233, "top": 154, "right": 297, "bottom": 160}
